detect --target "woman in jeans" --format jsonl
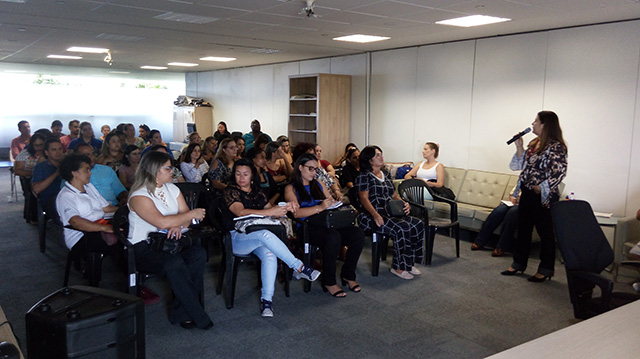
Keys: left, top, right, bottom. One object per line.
{"left": 501, "top": 111, "right": 568, "bottom": 282}
{"left": 285, "top": 153, "right": 365, "bottom": 297}
{"left": 223, "top": 158, "right": 320, "bottom": 317}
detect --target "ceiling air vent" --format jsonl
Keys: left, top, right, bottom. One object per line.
{"left": 154, "top": 12, "right": 218, "bottom": 24}
{"left": 96, "top": 33, "right": 145, "bottom": 42}
{"left": 250, "top": 48, "right": 282, "bottom": 54}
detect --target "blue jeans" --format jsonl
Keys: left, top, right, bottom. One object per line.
{"left": 231, "top": 229, "right": 303, "bottom": 301}
{"left": 474, "top": 203, "right": 519, "bottom": 250}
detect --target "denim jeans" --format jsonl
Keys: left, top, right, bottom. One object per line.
{"left": 231, "top": 229, "right": 303, "bottom": 301}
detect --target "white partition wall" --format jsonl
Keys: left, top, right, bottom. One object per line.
{"left": 188, "top": 19, "right": 640, "bottom": 216}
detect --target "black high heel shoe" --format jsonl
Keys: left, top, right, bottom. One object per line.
{"left": 341, "top": 278, "right": 361, "bottom": 292}
{"left": 527, "top": 274, "right": 552, "bottom": 282}
{"left": 500, "top": 269, "right": 523, "bottom": 276}
{"left": 322, "top": 285, "right": 346, "bottom": 298}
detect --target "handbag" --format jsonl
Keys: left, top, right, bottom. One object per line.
{"left": 146, "top": 229, "right": 195, "bottom": 255}
{"left": 307, "top": 206, "right": 356, "bottom": 229}
{"left": 386, "top": 199, "right": 406, "bottom": 217}
{"left": 427, "top": 181, "right": 456, "bottom": 200}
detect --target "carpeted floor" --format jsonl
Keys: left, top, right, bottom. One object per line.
{"left": 0, "top": 168, "right": 589, "bottom": 358}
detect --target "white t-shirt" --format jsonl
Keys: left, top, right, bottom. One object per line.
{"left": 57, "top": 182, "right": 109, "bottom": 249}
{"left": 416, "top": 161, "right": 441, "bottom": 182}
{"left": 127, "top": 183, "right": 181, "bottom": 245}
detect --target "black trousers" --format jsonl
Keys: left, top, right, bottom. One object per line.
{"left": 511, "top": 187, "right": 556, "bottom": 276}
{"left": 298, "top": 225, "right": 365, "bottom": 286}
{"left": 133, "top": 242, "right": 211, "bottom": 328}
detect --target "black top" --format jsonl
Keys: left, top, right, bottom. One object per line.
{"left": 258, "top": 169, "right": 278, "bottom": 201}
{"left": 222, "top": 185, "right": 268, "bottom": 231}
{"left": 339, "top": 163, "right": 359, "bottom": 188}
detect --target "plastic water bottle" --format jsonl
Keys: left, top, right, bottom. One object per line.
{"left": 569, "top": 192, "right": 575, "bottom": 200}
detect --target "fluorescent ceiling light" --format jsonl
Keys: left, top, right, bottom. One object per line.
{"left": 47, "top": 54, "right": 82, "bottom": 59}
{"left": 67, "top": 46, "right": 110, "bottom": 53}
{"left": 200, "top": 56, "right": 236, "bottom": 62}
{"left": 168, "top": 62, "right": 199, "bottom": 67}
{"left": 0, "top": 0, "right": 27, "bottom": 3}
{"left": 109, "top": 71, "right": 131, "bottom": 74}
{"left": 140, "top": 66, "right": 168, "bottom": 70}
{"left": 435, "top": 15, "right": 511, "bottom": 27}
{"left": 333, "top": 34, "right": 390, "bottom": 43}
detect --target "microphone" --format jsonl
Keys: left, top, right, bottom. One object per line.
{"left": 506, "top": 127, "right": 531, "bottom": 145}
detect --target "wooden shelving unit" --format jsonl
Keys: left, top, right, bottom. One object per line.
{"left": 288, "top": 73, "right": 351, "bottom": 163}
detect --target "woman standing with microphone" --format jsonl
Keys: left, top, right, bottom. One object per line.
{"left": 501, "top": 111, "right": 567, "bottom": 282}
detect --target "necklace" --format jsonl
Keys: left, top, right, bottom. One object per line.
{"left": 156, "top": 186, "right": 169, "bottom": 207}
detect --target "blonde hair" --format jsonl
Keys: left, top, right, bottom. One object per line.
{"left": 129, "top": 151, "right": 172, "bottom": 198}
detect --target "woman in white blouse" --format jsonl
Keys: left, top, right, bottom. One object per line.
{"left": 128, "top": 151, "right": 212, "bottom": 330}
{"left": 180, "top": 143, "right": 209, "bottom": 183}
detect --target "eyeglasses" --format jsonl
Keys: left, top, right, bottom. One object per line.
{"left": 161, "top": 166, "right": 173, "bottom": 172}
{"left": 303, "top": 165, "right": 318, "bottom": 173}
{"left": 226, "top": 146, "right": 238, "bottom": 150}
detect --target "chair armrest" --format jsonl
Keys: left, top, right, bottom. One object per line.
{"left": 404, "top": 200, "right": 428, "bottom": 222}
{"left": 425, "top": 186, "right": 458, "bottom": 221}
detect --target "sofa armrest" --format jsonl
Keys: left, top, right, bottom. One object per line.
{"left": 614, "top": 216, "right": 640, "bottom": 265}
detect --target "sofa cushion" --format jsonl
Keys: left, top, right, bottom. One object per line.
{"left": 457, "top": 170, "right": 511, "bottom": 209}
{"left": 503, "top": 175, "right": 520, "bottom": 200}
{"left": 444, "top": 167, "right": 467, "bottom": 197}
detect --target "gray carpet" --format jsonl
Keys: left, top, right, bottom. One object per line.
{"left": 0, "top": 169, "right": 584, "bottom": 359}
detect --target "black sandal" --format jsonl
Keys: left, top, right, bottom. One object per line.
{"left": 342, "top": 278, "right": 361, "bottom": 292}
{"left": 322, "top": 285, "right": 346, "bottom": 297}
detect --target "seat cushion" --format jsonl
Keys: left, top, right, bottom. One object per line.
{"left": 457, "top": 170, "right": 511, "bottom": 209}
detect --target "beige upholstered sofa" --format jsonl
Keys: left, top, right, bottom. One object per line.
{"left": 614, "top": 216, "right": 640, "bottom": 281}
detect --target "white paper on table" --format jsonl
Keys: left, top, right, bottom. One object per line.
{"left": 327, "top": 201, "right": 343, "bottom": 210}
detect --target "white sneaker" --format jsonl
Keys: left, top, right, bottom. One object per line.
{"left": 261, "top": 300, "right": 274, "bottom": 317}
{"left": 390, "top": 268, "right": 414, "bottom": 280}
{"left": 409, "top": 265, "right": 421, "bottom": 275}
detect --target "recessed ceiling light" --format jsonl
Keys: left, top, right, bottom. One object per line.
{"left": 47, "top": 54, "right": 82, "bottom": 59}
{"left": 200, "top": 56, "right": 236, "bottom": 62}
{"left": 168, "top": 62, "right": 199, "bottom": 67}
{"left": 333, "top": 34, "right": 390, "bottom": 43}
{"left": 435, "top": 15, "right": 511, "bottom": 27}
{"left": 109, "top": 71, "right": 130, "bottom": 74}
{"left": 67, "top": 46, "right": 110, "bottom": 53}
{"left": 140, "top": 66, "right": 168, "bottom": 70}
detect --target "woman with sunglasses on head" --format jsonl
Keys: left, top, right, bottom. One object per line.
{"left": 128, "top": 151, "right": 212, "bottom": 329}
{"left": 501, "top": 111, "right": 567, "bottom": 282}
{"left": 208, "top": 138, "right": 237, "bottom": 192}
{"left": 285, "top": 153, "right": 364, "bottom": 297}
{"left": 356, "top": 146, "right": 425, "bottom": 280}
{"left": 224, "top": 158, "right": 320, "bottom": 317}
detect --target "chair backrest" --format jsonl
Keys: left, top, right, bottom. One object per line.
{"left": 551, "top": 200, "right": 613, "bottom": 273}
{"left": 397, "top": 179, "right": 427, "bottom": 205}
{"left": 112, "top": 205, "right": 131, "bottom": 245}
{"left": 347, "top": 187, "right": 363, "bottom": 213}
{"left": 45, "top": 195, "right": 62, "bottom": 226}
{"left": 175, "top": 182, "right": 209, "bottom": 209}
{"left": 208, "top": 196, "right": 226, "bottom": 232}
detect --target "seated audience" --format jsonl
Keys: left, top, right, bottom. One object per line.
{"left": 119, "top": 145, "right": 141, "bottom": 190}
{"left": 14, "top": 133, "right": 46, "bottom": 178}
{"left": 123, "top": 123, "right": 145, "bottom": 149}
{"left": 243, "top": 119, "right": 271, "bottom": 151}
{"left": 138, "top": 124, "right": 151, "bottom": 147}
{"left": 60, "top": 120, "right": 80, "bottom": 152}
{"left": 339, "top": 148, "right": 360, "bottom": 189}
{"left": 208, "top": 138, "right": 237, "bottom": 192}
{"left": 285, "top": 153, "right": 364, "bottom": 297}
{"left": 214, "top": 121, "right": 230, "bottom": 142}
{"left": 276, "top": 135, "right": 293, "bottom": 166}
{"left": 314, "top": 144, "right": 336, "bottom": 178}
{"left": 265, "top": 142, "right": 293, "bottom": 183}
{"left": 471, "top": 187, "right": 520, "bottom": 257}
{"left": 100, "top": 124, "right": 110, "bottom": 141}
{"left": 254, "top": 134, "right": 271, "bottom": 151}
{"left": 128, "top": 151, "right": 212, "bottom": 329}
{"left": 356, "top": 145, "right": 425, "bottom": 280}
{"left": 32, "top": 138, "right": 65, "bottom": 207}
{"left": 245, "top": 147, "right": 279, "bottom": 205}
{"left": 333, "top": 143, "right": 357, "bottom": 168}
{"left": 223, "top": 158, "right": 320, "bottom": 317}
{"left": 51, "top": 120, "right": 64, "bottom": 138}
{"left": 180, "top": 143, "right": 210, "bottom": 183}
{"left": 68, "top": 121, "right": 103, "bottom": 154}
{"left": 74, "top": 143, "right": 128, "bottom": 206}
{"left": 149, "top": 145, "right": 184, "bottom": 183}
{"left": 141, "top": 130, "right": 172, "bottom": 158}
{"left": 202, "top": 136, "right": 217, "bottom": 165}
{"left": 11, "top": 120, "right": 31, "bottom": 159}
{"left": 404, "top": 142, "right": 444, "bottom": 189}
{"left": 178, "top": 132, "right": 204, "bottom": 162}
{"left": 292, "top": 142, "right": 342, "bottom": 201}
{"left": 96, "top": 132, "right": 124, "bottom": 171}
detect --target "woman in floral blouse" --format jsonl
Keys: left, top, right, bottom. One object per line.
{"left": 501, "top": 111, "right": 567, "bottom": 282}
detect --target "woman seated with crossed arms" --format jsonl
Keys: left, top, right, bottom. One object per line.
{"left": 223, "top": 158, "right": 320, "bottom": 317}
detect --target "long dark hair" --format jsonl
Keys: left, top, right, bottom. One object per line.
{"left": 182, "top": 143, "right": 201, "bottom": 164}
{"left": 534, "top": 110, "right": 567, "bottom": 154}
{"left": 290, "top": 153, "right": 325, "bottom": 203}
{"left": 26, "top": 133, "right": 46, "bottom": 156}
{"left": 121, "top": 145, "right": 140, "bottom": 167}
{"left": 229, "top": 158, "right": 261, "bottom": 193}
{"left": 359, "top": 145, "right": 382, "bottom": 172}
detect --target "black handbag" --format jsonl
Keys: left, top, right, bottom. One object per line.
{"left": 386, "top": 199, "right": 406, "bottom": 217}
{"left": 146, "top": 230, "right": 195, "bottom": 255}
{"left": 307, "top": 206, "right": 356, "bottom": 229}
{"left": 427, "top": 180, "right": 456, "bottom": 200}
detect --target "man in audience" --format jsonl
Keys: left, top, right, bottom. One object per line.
{"left": 60, "top": 119, "right": 80, "bottom": 152}
{"left": 74, "top": 143, "right": 128, "bottom": 206}
{"left": 32, "top": 137, "right": 64, "bottom": 206}
{"left": 243, "top": 119, "right": 271, "bottom": 151}
{"left": 11, "top": 120, "right": 31, "bottom": 159}
{"left": 51, "top": 120, "right": 65, "bottom": 138}
{"left": 68, "top": 121, "right": 103, "bottom": 154}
